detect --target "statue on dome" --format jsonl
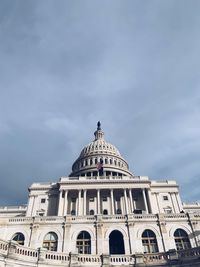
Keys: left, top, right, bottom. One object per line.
{"left": 97, "top": 121, "right": 101, "bottom": 130}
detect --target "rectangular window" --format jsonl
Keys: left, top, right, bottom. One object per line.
{"left": 163, "top": 195, "right": 168, "bottom": 201}
{"left": 41, "top": 198, "right": 46, "bottom": 203}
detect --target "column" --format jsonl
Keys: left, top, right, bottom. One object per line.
{"left": 129, "top": 189, "right": 134, "bottom": 213}
{"left": 169, "top": 193, "right": 176, "bottom": 213}
{"left": 146, "top": 189, "right": 153, "bottom": 214}
{"left": 124, "top": 189, "right": 129, "bottom": 214}
{"left": 83, "top": 190, "right": 87, "bottom": 215}
{"left": 175, "top": 192, "right": 182, "bottom": 212}
{"left": 78, "top": 190, "right": 82, "bottom": 216}
{"left": 155, "top": 193, "right": 161, "bottom": 213}
{"left": 110, "top": 189, "right": 115, "bottom": 215}
{"left": 58, "top": 190, "right": 64, "bottom": 216}
{"left": 142, "top": 189, "right": 148, "bottom": 214}
{"left": 63, "top": 190, "right": 68, "bottom": 215}
{"left": 97, "top": 189, "right": 100, "bottom": 214}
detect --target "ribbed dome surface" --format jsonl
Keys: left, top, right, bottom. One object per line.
{"left": 80, "top": 139, "right": 121, "bottom": 158}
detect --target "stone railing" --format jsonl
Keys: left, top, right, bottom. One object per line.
{"left": 77, "top": 254, "right": 101, "bottom": 264}
{"left": 5, "top": 212, "right": 200, "bottom": 226}
{"left": 110, "top": 255, "right": 134, "bottom": 265}
{"left": 0, "top": 238, "right": 200, "bottom": 266}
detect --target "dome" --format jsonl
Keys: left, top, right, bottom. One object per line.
{"left": 69, "top": 122, "right": 133, "bottom": 177}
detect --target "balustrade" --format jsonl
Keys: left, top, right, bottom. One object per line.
{"left": 0, "top": 239, "right": 200, "bottom": 266}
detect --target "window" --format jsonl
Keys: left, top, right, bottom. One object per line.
{"left": 89, "top": 197, "right": 94, "bottom": 202}
{"left": 12, "top": 233, "right": 25, "bottom": 245}
{"left": 103, "top": 209, "right": 108, "bottom": 215}
{"left": 163, "top": 195, "right": 168, "bottom": 201}
{"left": 102, "top": 197, "right": 107, "bottom": 202}
{"left": 71, "top": 198, "right": 76, "bottom": 203}
{"left": 89, "top": 210, "right": 94, "bottom": 215}
{"left": 174, "top": 229, "right": 191, "bottom": 251}
{"left": 90, "top": 159, "right": 93, "bottom": 165}
{"left": 164, "top": 207, "right": 172, "bottom": 214}
{"left": 43, "top": 232, "right": 58, "bottom": 251}
{"left": 41, "top": 198, "right": 46, "bottom": 203}
{"left": 142, "top": 230, "right": 158, "bottom": 253}
{"left": 116, "top": 209, "right": 122, "bottom": 214}
{"left": 76, "top": 231, "right": 91, "bottom": 254}
{"left": 105, "top": 158, "right": 108, "bottom": 164}
{"left": 71, "top": 210, "right": 76, "bottom": 215}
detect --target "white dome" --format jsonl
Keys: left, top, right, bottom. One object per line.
{"left": 70, "top": 122, "right": 133, "bottom": 177}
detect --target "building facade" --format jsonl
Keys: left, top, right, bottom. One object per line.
{"left": 0, "top": 122, "right": 200, "bottom": 267}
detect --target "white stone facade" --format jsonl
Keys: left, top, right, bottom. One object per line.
{"left": 0, "top": 122, "right": 200, "bottom": 266}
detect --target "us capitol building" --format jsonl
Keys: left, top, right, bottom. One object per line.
{"left": 0, "top": 122, "right": 200, "bottom": 267}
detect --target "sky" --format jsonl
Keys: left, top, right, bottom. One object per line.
{"left": 0, "top": 0, "right": 200, "bottom": 206}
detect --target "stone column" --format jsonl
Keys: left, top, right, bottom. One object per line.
{"left": 146, "top": 189, "right": 152, "bottom": 214}
{"left": 63, "top": 190, "right": 68, "bottom": 215}
{"left": 169, "top": 192, "right": 176, "bottom": 213}
{"left": 83, "top": 190, "right": 87, "bottom": 215}
{"left": 97, "top": 189, "right": 101, "bottom": 214}
{"left": 142, "top": 189, "right": 148, "bottom": 214}
{"left": 58, "top": 190, "right": 64, "bottom": 216}
{"left": 110, "top": 189, "right": 115, "bottom": 215}
{"left": 175, "top": 192, "right": 182, "bottom": 212}
{"left": 124, "top": 189, "right": 129, "bottom": 214}
{"left": 129, "top": 189, "right": 134, "bottom": 213}
{"left": 78, "top": 190, "right": 82, "bottom": 216}
{"left": 154, "top": 193, "right": 160, "bottom": 213}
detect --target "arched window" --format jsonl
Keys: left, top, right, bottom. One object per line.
{"left": 110, "top": 159, "right": 113, "bottom": 164}
{"left": 142, "top": 230, "right": 158, "bottom": 253}
{"left": 76, "top": 231, "right": 91, "bottom": 254}
{"left": 105, "top": 158, "right": 108, "bottom": 164}
{"left": 43, "top": 232, "right": 58, "bottom": 251}
{"left": 12, "top": 233, "right": 25, "bottom": 245}
{"left": 174, "top": 229, "right": 191, "bottom": 251}
{"left": 103, "top": 209, "right": 108, "bottom": 215}
{"left": 89, "top": 210, "right": 94, "bottom": 215}
{"left": 90, "top": 159, "right": 93, "bottom": 165}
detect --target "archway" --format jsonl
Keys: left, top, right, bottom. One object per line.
{"left": 109, "top": 230, "right": 125, "bottom": 255}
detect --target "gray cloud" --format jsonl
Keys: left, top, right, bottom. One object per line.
{"left": 0, "top": 0, "right": 200, "bottom": 205}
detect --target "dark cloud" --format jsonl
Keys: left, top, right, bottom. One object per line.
{"left": 0, "top": 0, "right": 200, "bottom": 205}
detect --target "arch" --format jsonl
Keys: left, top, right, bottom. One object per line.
{"left": 109, "top": 230, "right": 125, "bottom": 255}
{"left": 169, "top": 225, "right": 191, "bottom": 238}
{"left": 71, "top": 227, "right": 95, "bottom": 241}
{"left": 12, "top": 232, "right": 25, "bottom": 245}
{"left": 76, "top": 231, "right": 91, "bottom": 254}
{"left": 43, "top": 232, "right": 58, "bottom": 251}
{"left": 174, "top": 228, "right": 191, "bottom": 250}
{"left": 142, "top": 229, "right": 158, "bottom": 253}
{"left": 136, "top": 225, "right": 160, "bottom": 239}
{"left": 89, "top": 210, "right": 94, "bottom": 215}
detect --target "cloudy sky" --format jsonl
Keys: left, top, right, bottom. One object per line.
{"left": 0, "top": 1, "right": 200, "bottom": 206}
